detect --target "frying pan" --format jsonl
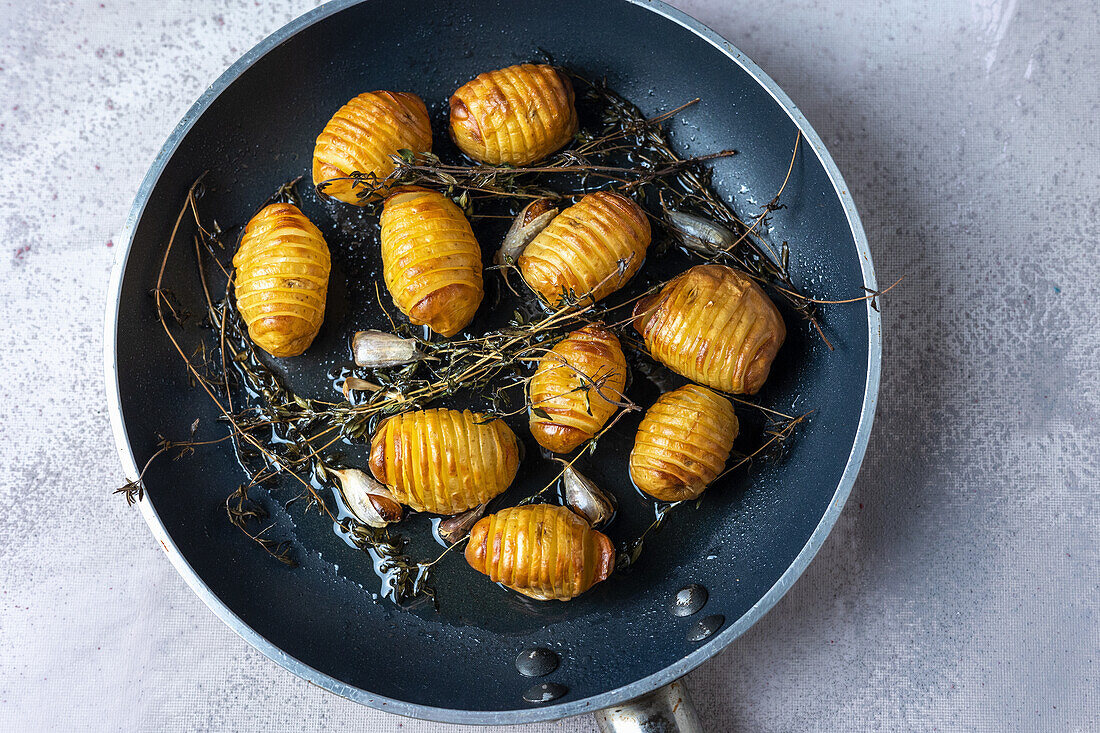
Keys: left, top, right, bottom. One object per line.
{"left": 104, "top": 0, "right": 879, "bottom": 728}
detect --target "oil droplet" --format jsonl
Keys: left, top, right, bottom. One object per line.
{"left": 669, "top": 584, "right": 708, "bottom": 617}
{"left": 687, "top": 614, "right": 725, "bottom": 642}
{"left": 515, "top": 648, "right": 560, "bottom": 677}
{"left": 523, "top": 682, "right": 568, "bottom": 704}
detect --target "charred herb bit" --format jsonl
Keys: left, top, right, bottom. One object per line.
{"left": 341, "top": 521, "right": 438, "bottom": 608}
{"left": 152, "top": 287, "right": 191, "bottom": 327}
{"left": 262, "top": 175, "right": 305, "bottom": 209}
{"left": 114, "top": 480, "right": 145, "bottom": 507}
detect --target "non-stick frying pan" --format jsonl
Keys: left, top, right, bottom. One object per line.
{"left": 105, "top": 0, "right": 879, "bottom": 728}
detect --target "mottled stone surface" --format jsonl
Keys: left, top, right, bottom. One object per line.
{"left": 0, "top": 0, "right": 1096, "bottom": 730}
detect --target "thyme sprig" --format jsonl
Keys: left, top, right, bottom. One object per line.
{"left": 124, "top": 176, "right": 435, "bottom": 603}
{"left": 615, "top": 409, "right": 810, "bottom": 570}
{"left": 717, "top": 410, "right": 811, "bottom": 481}
{"left": 227, "top": 484, "right": 296, "bottom": 566}
{"left": 316, "top": 140, "right": 737, "bottom": 205}
{"left": 113, "top": 430, "right": 231, "bottom": 506}
{"left": 114, "top": 70, "right": 853, "bottom": 607}
{"left": 263, "top": 269, "right": 640, "bottom": 444}
{"left": 561, "top": 74, "right": 849, "bottom": 351}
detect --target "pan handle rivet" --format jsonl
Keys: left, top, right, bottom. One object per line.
{"left": 522, "top": 682, "right": 568, "bottom": 704}
{"left": 669, "top": 583, "right": 708, "bottom": 616}
{"left": 516, "top": 647, "right": 560, "bottom": 677}
{"left": 687, "top": 614, "right": 725, "bottom": 642}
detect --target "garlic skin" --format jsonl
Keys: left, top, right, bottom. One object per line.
{"left": 330, "top": 467, "right": 404, "bottom": 528}
{"left": 562, "top": 465, "right": 616, "bottom": 528}
{"left": 341, "top": 377, "right": 382, "bottom": 400}
{"left": 352, "top": 330, "right": 422, "bottom": 368}
{"left": 437, "top": 502, "right": 488, "bottom": 545}
{"left": 496, "top": 199, "right": 558, "bottom": 266}
{"left": 665, "top": 210, "right": 736, "bottom": 256}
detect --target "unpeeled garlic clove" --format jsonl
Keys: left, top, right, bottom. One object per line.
{"left": 331, "top": 467, "right": 404, "bottom": 528}
{"left": 666, "top": 211, "right": 736, "bottom": 256}
{"left": 437, "top": 502, "right": 489, "bottom": 545}
{"left": 352, "top": 330, "right": 422, "bottom": 368}
{"left": 495, "top": 198, "right": 558, "bottom": 266}
{"left": 562, "top": 465, "right": 616, "bottom": 528}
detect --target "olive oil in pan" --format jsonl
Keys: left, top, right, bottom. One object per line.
{"left": 326, "top": 476, "right": 434, "bottom": 607}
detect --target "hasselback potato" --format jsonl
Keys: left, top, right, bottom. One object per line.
{"left": 313, "top": 91, "right": 432, "bottom": 205}
{"left": 465, "top": 504, "right": 615, "bottom": 601}
{"left": 449, "top": 63, "right": 578, "bottom": 165}
{"left": 518, "top": 191, "right": 650, "bottom": 306}
{"left": 633, "top": 264, "right": 785, "bottom": 394}
{"left": 529, "top": 325, "right": 628, "bottom": 453}
{"left": 629, "top": 385, "right": 738, "bottom": 501}
{"left": 369, "top": 408, "right": 519, "bottom": 515}
{"left": 232, "top": 203, "right": 330, "bottom": 358}
{"left": 380, "top": 189, "right": 484, "bottom": 337}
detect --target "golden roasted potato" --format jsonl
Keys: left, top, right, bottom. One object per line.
{"left": 380, "top": 189, "right": 484, "bottom": 337}
{"left": 518, "top": 191, "right": 650, "bottom": 306}
{"left": 629, "top": 384, "right": 738, "bottom": 502}
{"left": 465, "top": 504, "right": 615, "bottom": 601}
{"left": 369, "top": 408, "right": 519, "bottom": 515}
{"left": 449, "top": 63, "right": 577, "bottom": 165}
{"left": 633, "top": 264, "right": 785, "bottom": 394}
{"left": 313, "top": 91, "right": 432, "bottom": 205}
{"left": 529, "top": 325, "right": 628, "bottom": 453}
{"left": 232, "top": 203, "right": 330, "bottom": 358}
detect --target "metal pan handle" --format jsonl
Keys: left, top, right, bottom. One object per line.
{"left": 593, "top": 680, "right": 704, "bottom": 733}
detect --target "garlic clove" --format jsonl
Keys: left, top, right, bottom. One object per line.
{"left": 331, "top": 467, "right": 404, "bottom": 528}
{"left": 495, "top": 199, "right": 559, "bottom": 266}
{"left": 341, "top": 376, "right": 383, "bottom": 400}
{"left": 562, "top": 465, "right": 616, "bottom": 528}
{"left": 437, "top": 502, "right": 489, "bottom": 545}
{"left": 666, "top": 211, "right": 736, "bottom": 256}
{"left": 352, "top": 330, "right": 422, "bottom": 368}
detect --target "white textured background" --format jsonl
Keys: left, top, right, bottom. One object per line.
{"left": 1, "top": 0, "right": 1097, "bottom": 730}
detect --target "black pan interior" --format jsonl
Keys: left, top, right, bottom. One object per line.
{"left": 113, "top": 0, "right": 871, "bottom": 717}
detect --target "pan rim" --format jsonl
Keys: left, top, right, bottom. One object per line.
{"left": 103, "top": 0, "right": 880, "bottom": 723}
